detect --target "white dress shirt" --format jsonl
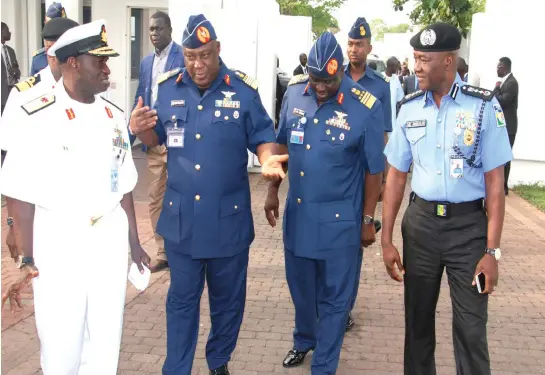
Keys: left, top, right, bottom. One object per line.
{"left": 150, "top": 41, "right": 174, "bottom": 108}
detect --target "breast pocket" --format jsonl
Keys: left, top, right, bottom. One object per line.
{"left": 319, "top": 131, "right": 348, "bottom": 164}
{"left": 212, "top": 108, "right": 245, "bottom": 141}
{"left": 405, "top": 127, "right": 427, "bottom": 166}
{"left": 317, "top": 201, "right": 359, "bottom": 251}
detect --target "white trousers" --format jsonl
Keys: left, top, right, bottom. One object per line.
{"left": 32, "top": 205, "right": 129, "bottom": 375}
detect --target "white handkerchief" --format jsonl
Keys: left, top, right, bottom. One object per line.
{"left": 128, "top": 262, "right": 151, "bottom": 291}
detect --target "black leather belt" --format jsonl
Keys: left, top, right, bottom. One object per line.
{"left": 410, "top": 193, "right": 484, "bottom": 218}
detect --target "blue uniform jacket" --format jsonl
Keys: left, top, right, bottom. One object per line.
{"left": 344, "top": 64, "right": 392, "bottom": 133}
{"left": 30, "top": 48, "right": 47, "bottom": 76}
{"left": 129, "top": 42, "right": 185, "bottom": 147}
{"left": 153, "top": 61, "right": 276, "bottom": 259}
{"left": 277, "top": 75, "right": 385, "bottom": 260}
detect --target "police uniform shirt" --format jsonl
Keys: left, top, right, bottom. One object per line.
{"left": 30, "top": 49, "right": 48, "bottom": 76}
{"left": 0, "top": 66, "right": 56, "bottom": 152}
{"left": 0, "top": 80, "right": 137, "bottom": 218}
{"left": 344, "top": 64, "right": 392, "bottom": 132}
{"left": 385, "top": 74, "right": 513, "bottom": 203}
{"left": 276, "top": 75, "right": 385, "bottom": 259}
{"left": 152, "top": 62, "right": 276, "bottom": 259}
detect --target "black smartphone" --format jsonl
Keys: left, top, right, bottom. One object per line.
{"left": 374, "top": 220, "right": 382, "bottom": 234}
{"left": 476, "top": 272, "right": 486, "bottom": 293}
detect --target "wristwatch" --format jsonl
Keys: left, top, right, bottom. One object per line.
{"left": 363, "top": 215, "right": 374, "bottom": 225}
{"left": 7, "top": 217, "right": 14, "bottom": 226}
{"left": 485, "top": 248, "right": 501, "bottom": 261}
{"left": 17, "top": 256, "right": 35, "bottom": 269}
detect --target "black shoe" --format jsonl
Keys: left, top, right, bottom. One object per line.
{"left": 210, "top": 364, "right": 229, "bottom": 375}
{"left": 283, "top": 348, "right": 312, "bottom": 368}
{"left": 346, "top": 311, "right": 355, "bottom": 331}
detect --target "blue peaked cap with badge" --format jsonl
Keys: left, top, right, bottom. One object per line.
{"left": 307, "top": 32, "right": 344, "bottom": 79}
{"left": 46, "top": 2, "right": 66, "bottom": 19}
{"left": 348, "top": 17, "right": 371, "bottom": 39}
{"left": 182, "top": 14, "right": 217, "bottom": 49}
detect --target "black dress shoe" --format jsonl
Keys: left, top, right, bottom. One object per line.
{"left": 283, "top": 348, "right": 312, "bottom": 368}
{"left": 210, "top": 364, "right": 229, "bottom": 375}
{"left": 346, "top": 311, "right": 355, "bottom": 331}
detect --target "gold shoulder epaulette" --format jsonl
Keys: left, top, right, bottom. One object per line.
{"left": 15, "top": 74, "right": 42, "bottom": 92}
{"left": 33, "top": 47, "right": 45, "bottom": 57}
{"left": 158, "top": 67, "right": 182, "bottom": 85}
{"left": 21, "top": 93, "right": 55, "bottom": 115}
{"left": 288, "top": 74, "right": 309, "bottom": 86}
{"left": 234, "top": 70, "right": 258, "bottom": 90}
{"left": 351, "top": 87, "right": 377, "bottom": 109}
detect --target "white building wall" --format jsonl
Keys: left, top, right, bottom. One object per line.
{"left": 469, "top": 0, "right": 545, "bottom": 185}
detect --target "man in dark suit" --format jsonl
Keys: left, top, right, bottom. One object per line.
{"left": 130, "top": 11, "right": 184, "bottom": 272}
{"left": 292, "top": 53, "right": 307, "bottom": 75}
{"left": 1, "top": 22, "right": 21, "bottom": 104}
{"left": 493, "top": 57, "right": 518, "bottom": 195}
{"left": 403, "top": 73, "right": 418, "bottom": 95}
{"left": 457, "top": 57, "right": 468, "bottom": 82}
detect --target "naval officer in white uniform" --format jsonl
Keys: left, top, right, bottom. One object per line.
{"left": 0, "top": 20, "right": 151, "bottom": 375}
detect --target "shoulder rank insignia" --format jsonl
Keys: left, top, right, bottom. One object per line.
{"left": 100, "top": 96, "right": 124, "bottom": 113}
{"left": 234, "top": 70, "right": 258, "bottom": 90}
{"left": 288, "top": 74, "right": 309, "bottom": 86}
{"left": 158, "top": 67, "right": 182, "bottom": 85}
{"left": 398, "top": 89, "right": 425, "bottom": 107}
{"left": 461, "top": 85, "right": 494, "bottom": 101}
{"left": 32, "top": 47, "right": 45, "bottom": 57}
{"left": 351, "top": 87, "right": 377, "bottom": 109}
{"left": 15, "top": 74, "right": 42, "bottom": 92}
{"left": 21, "top": 93, "right": 55, "bottom": 115}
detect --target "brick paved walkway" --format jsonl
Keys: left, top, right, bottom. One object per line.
{"left": 2, "top": 149, "right": 545, "bottom": 375}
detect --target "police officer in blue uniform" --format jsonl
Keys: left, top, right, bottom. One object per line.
{"left": 381, "top": 23, "right": 512, "bottom": 375}
{"left": 345, "top": 16, "right": 392, "bottom": 330}
{"left": 264, "top": 32, "right": 384, "bottom": 374}
{"left": 30, "top": 2, "right": 67, "bottom": 76}
{"left": 129, "top": 14, "right": 286, "bottom": 375}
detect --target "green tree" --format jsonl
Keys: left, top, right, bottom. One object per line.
{"left": 278, "top": 0, "right": 347, "bottom": 36}
{"left": 392, "top": 0, "right": 486, "bottom": 37}
{"left": 370, "top": 19, "right": 411, "bottom": 41}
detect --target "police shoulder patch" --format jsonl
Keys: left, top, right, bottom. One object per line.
{"left": 351, "top": 87, "right": 377, "bottom": 109}
{"left": 398, "top": 89, "right": 425, "bottom": 107}
{"left": 234, "top": 70, "right": 258, "bottom": 90}
{"left": 100, "top": 96, "right": 124, "bottom": 113}
{"left": 461, "top": 85, "right": 494, "bottom": 101}
{"left": 158, "top": 67, "right": 182, "bottom": 85}
{"left": 21, "top": 93, "right": 55, "bottom": 115}
{"left": 288, "top": 74, "right": 309, "bottom": 86}
{"left": 33, "top": 47, "right": 46, "bottom": 57}
{"left": 15, "top": 74, "right": 42, "bottom": 92}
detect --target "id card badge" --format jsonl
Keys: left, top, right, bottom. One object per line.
{"left": 290, "top": 129, "right": 305, "bottom": 145}
{"left": 167, "top": 127, "right": 185, "bottom": 148}
{"left": 450, "top": 156, "right": 464, "bottom": 179}
{"left": 111, "top": 168, "right": 119, "bottom": 192}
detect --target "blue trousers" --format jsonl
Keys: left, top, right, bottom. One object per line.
{"left": 162, "top": 248, "right": 249, "bottom": 375}
{"left": 285, "top": 248, "right": 358, "bottom": 375}
{"left": 350, "top": 248, "right": 364, "bottom": 310}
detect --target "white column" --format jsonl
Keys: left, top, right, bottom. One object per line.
{"left": 45, "top": 0, "right": 83, "bottom": 24}
{"left": 27, "top": 0, "right": 41, "bottom": 62}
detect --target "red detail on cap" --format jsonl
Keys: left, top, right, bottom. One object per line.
{"left": 175, "top": 73, "right": 183, "bottom": 84}
{"left": 337, "top": 93, "right": 344, "bottom": 105}
{"left": 105, "top": 106, "right": 113, "bottom": 118}
{"left": 197, "top": 26, "right": 211, "bottom": 44}
{"left": 224, "top": 74, "right": 231, "bottom": 86}
{"left": 327, "top": 58, "right": 339, "bottom": 75}
{"left": 66, "top": 108, "right": 75, "bottom": 120}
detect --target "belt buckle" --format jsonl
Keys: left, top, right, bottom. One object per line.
{"left": 435, "top": 203, "right": 449, "bottom": 217}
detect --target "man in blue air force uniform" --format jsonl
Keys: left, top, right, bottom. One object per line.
{"left": 264, "top": 32, "right": 384, "bottom": 375}
{"left": 30, "top": 2, "right": 67, "bottom": 76}
{"left": 129, "top": 14, "right": 287, "bottom": 375}
{"left": 381, "top": 23, "right": 512, "bottom": 375}
{"left": 344, "top": 17, "right": 392, "bottom": 329}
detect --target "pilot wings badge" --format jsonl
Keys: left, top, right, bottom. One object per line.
{"left": 325, "top": 111, "right": 350, "bottom": 131}
{"left": 215, "top": 91, "right": 240, "bottom": 109}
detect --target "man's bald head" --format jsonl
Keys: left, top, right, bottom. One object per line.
{"left": 457, "top": 57, "right": 468, "bottom": 78}
{"left": 386, "top": 56, "right": 400, "bottom": 76}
